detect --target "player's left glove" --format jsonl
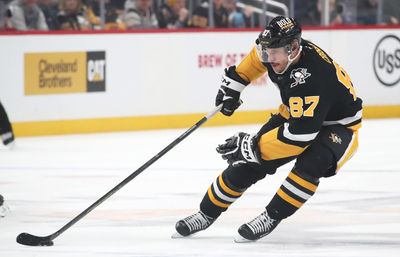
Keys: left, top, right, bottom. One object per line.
{"left": 215, "top": 66, "right": 247, "bottom": 116}
{"left": 216, "top": 132, "right": 261, "bottom": 167}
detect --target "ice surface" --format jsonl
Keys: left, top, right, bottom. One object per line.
{"left": 0, "top": 119, "right": 399, "bottom": 256}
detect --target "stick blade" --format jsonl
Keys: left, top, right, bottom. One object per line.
{"left": 16, "top": 232, "right": 54, "bottom": 246}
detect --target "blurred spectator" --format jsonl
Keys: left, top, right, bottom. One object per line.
{"left": 188, "top": 1, "right": 207, "bottom": 28}
{"left": 338, "top": 0, "right": 358, "bottom": 24}
{"left": 381, "top": 0, "right": 399, "bottom": 25}
{"left": 1, "top": 1, "right": 12, "bottom": 29}
{"left": 114, "top": 0, "right": 126, "bottom": 10}
{"left": 225, "top": 0, "right": 247, "bottom": 28}
{"left": 315, "top": 0, "right": 356, "bottom": 26}
{"left": 356, "top": 0, "right": 378, "bottom": 25}
{"left": 56, "top": 0, "right": 91, "bottom": 30}
{"left": 6, "top": 0, "right": 49, "bottom": 30}
{"left": 225, "top": 0, "right": 256, "bottom": 28}
{"left": 211, "top": 0, "right": 229, "bottom": 27}
{"left": 86, "top": 0, "right": 125, "bottom": 30}
{"left": 355, "top": 0, "right": 399, "bottom": 26}
{"left": 122, "top": 0, "right": 158, "bottom": 29}
{"left": 189, "top": 0, "right": 229, "bottom": 28}
{"left": 37, "top": 0, "right": 58, "bottom": 30}
{"left": 328, "top": 0, "right": 345, "bottom": 26}
{"left": 157, "top": 0, "right": 188, "bottom": 29}
{"left": 294, "top": 0, "right": 320, "bottom": 26}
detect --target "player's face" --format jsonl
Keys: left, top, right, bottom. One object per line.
{"left": 265, "top": 47, "right": 289, "bottom": 73}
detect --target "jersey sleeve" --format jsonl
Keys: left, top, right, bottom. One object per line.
{"left": 236, "top": 46, "right": 268, "bottom": 82}
{"left": 258, "top": 86, "right": 330, "bottom": 161}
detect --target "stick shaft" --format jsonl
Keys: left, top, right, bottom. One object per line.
{"left": 48, "top": 105, "right": 222, "bottom": 240}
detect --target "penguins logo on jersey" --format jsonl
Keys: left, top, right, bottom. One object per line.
{"left": 329, "top": 133, "right": 342, "bottom": 144}
{"left": 290, "top": 68, "right": 311, "bottom": 88}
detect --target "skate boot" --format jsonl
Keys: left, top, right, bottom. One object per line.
{"left": 173, "top": 211, "right": 216, "bottom": 237}
{"left": 235, "top": 210, "right": 281, "bottom": 242}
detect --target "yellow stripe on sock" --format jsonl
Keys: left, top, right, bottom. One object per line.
{"left": 288, "top": 172, "right": 318, "bottom": 192}
{"left": 277, "top": 189, "right": 303, "bottom": 208}
{"left": 218, "top": 174, "right": 244, "bottom": 197}
{"left": 207, "top": 187, "right": 230, "bottom": 208}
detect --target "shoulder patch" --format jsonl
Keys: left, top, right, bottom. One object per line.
{"left": 290, "top": 68, "right": 311, "bottom": 88}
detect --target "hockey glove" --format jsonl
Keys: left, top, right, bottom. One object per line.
{"left": 216, "top": 132, "right": 261, "bottom": 167}
{"left": 215, "top": 66, "right": 247, "bottom": 116}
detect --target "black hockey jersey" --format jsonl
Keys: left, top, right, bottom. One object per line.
{"left": 235, "top": 39, "right": 363, "bottom": 161}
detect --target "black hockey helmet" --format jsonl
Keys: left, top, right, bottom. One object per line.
{"left": 256, "top": 16, "right": 302, "bottom": 49}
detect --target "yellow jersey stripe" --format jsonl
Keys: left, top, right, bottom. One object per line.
{"left": 288, "top": 172, "right": 318, "bottom": 192}
{"left": 277, "top": 189, "right": 303, "bottom": 208}
{"left": 259, "top": 127, "right": 307, "bottom": 160}
{"left": 207, "top": 186, "right": 230, "bottom": 208}
{"left": 218, "top": 174, "right": 244, "bottom": 197}
{"left": 347, "top": 122, "right": 361, "bottom": 132}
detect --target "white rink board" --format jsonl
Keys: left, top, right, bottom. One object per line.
{"left": 0, "top": 28, "right": 399, "bottom": 123}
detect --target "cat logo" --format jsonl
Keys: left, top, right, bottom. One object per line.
{"left": 88, "top": 60, "right": 105, "bottom": 82}
{"left": 290, "top": 68, "right": 311, "bottom": 88}
{"left": 329, "top": 133, "right": 342, "bottom": 144}
{"left": 86, "top": 51, "right": 106, "bottom": 92}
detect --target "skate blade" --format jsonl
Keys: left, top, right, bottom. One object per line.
{"left": 0, "top": 141, "right": 15, "bottom": 150}
{"left": 171, "top": 232, "right": 185, "bottom": 239}
{"left": 234, "top": 234, "right": 256, "bottom": 243}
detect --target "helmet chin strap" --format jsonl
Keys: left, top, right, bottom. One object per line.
{"left": 276, "top": 45, "right": 303, "bottom": 75}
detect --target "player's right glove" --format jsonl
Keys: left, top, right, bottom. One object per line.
{"left": 215, "top": 66, "right": 247, "bottom": 116}
{"left": 216, "top": 132, "right": 261, "bottom": 167}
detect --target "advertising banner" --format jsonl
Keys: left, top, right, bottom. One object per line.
{"left": 24, "top": 51, "right": 106, "bottom": 95}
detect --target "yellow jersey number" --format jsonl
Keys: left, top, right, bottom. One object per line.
{"left": 289, "top": 96, "right": 320, "bottom": 118}
{"left": 333, "top": 61, "right": 357, "bottom": 101}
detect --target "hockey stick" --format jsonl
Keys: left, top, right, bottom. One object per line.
{"left": 16, "top": 104, "right": 222, "bottom": 246}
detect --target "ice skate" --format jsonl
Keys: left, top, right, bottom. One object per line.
{"left": 1, "top": 131, "right": 15, "bottom": 149}
{"left": 172, "top": 211, "right": 216, "bottom": 238}
{"left": 234, "top": 210, "right": 281, "bottom": 243}
{"left": 0, "top": 194, "right": 10, "bottom": 218}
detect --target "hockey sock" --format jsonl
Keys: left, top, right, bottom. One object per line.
{"left": 200, "top": 172, "right": 246, "bottom": 218}
{"left": 266, "top": 170, "right": 319, "bottom": 220}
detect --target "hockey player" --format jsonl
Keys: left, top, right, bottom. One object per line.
{"left": 174, "top": 16, "right": 362, "bottom": 242}
{"left": 0, "top": 101, "right": 13, "bottom": 217}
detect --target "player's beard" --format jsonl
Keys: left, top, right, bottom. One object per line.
{"left": 270, "top": 62, "right": 286, "bottom": 74}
